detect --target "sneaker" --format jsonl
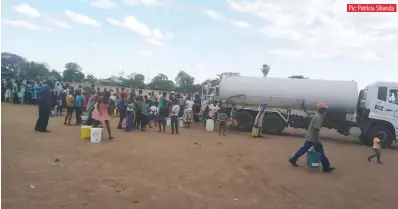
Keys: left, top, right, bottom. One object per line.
{"left": 288, "top": 158, "right": 298, "bottom": 167}
{"left": 323, "top": 167, "right": 335, "bottom": 173}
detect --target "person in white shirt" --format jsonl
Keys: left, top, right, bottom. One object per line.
{"left": 170, "top": 100, "right": 180, "bottom": 134}
{"left": 183, "top": 96, "right": 195, "bottom": 128}
{"left": 208, "top": 101, "right": 220, "bottom": 119}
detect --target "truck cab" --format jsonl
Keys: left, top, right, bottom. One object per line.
{"left": 357, "top": 81, "right": 398, "bottom": 147}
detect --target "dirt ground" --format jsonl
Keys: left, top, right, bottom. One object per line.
{"left": 2, "top": 103, "right": 398, "bottom": 209}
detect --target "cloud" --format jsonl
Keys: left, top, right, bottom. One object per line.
{"left": 90, "top": 0, "right": 119, "bottom": 9}
{"left": 123, "top": 0, "right": 164, "bottom": 6}
{"left": 203, "top": 9, "right": 225, "bottom": 20}
{"left": 106, "top": 16, "right": 171, "bottom": 46}
{"left": 230, "top": 20, "right": 251, "bottom": 28}
{"left": 139, "top": 49, "right": 152, "bottom": 57}
{"left": 106, "top": 18, "right": 121, "bottom": 26}
{"left": 203, "top": 9, "right": 251, "bottom": 29}
{"left": 165, "top": 32, "right": 174, "bottom": 39}
{"left": 145, "top": 38, "right": 164, "bottom": 47}
{"left": 12, "top": 3, "right": 41, "bottom": 18}
{"left": 227, "top": 0, "right": 398, "bottom": 61}
{"left": 2, "top": 19, "right": 41, "bottom": 30}
{"left": 47, "top": 18, "right": 72, "bottom": 29}
{"left": 65, "top": 10, "right": 101, "bottom": 27}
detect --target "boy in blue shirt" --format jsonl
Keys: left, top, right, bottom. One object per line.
{"left": 74, "top": 91, "right": 84, "bottom": 125}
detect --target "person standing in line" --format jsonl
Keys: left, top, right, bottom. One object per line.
{"left": 74, "top": 91, "right": 84, "bottom": 125}
{"left": 183, "top": 96, "right": 195, "bottom": 128}
{"left": 157, "top": 92, "right": 168, "bottom": 132}
{"left": 117, "top": 93, "right": 127, "bottom": 129}
{"left": 178, "top": 94, "right": 186, "bottom": 117}
{"left": 145, "top": 94, "right": 154, "bottom": 128}
{"left": 5, "top": 79, "right": 13, "bottom": 103}
{"left": 217, "top": 107, "right": 229, "bottom": 136}
{"left": 64, "top": 91, "right": 75, "bottom": 125}
{"left": 134, "top": 95, "right": 143, "bottom": 129}
{"left": 288, "top": 103, "right": 335, "bottom": 172}
{"left": 35, "top": 81, "right": 53, "bottom": 132}
{"left": 125, "top": 99, "right": 135, "bottom": 132}
{"left": 91, "top": 91, "right": 114, "bottom": 140}
{"left": 140, "top": 95, "right": 151, "bottom": 131}
{"left": 368, "top": 132, "right": 384, "bottom": 164}
{"left": 170, "top": 100, "right": 180, "bottom": 134}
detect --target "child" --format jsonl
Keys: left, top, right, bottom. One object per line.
{"left": 368, "top": 132, "right": 384, "bottom": 164}
{"left": 170, "top": 100, "right": 180, "bottom": 134}
{"left": 125, "top": 101, "right": 134, "bottom": 132}
{"left": 217, "top": 107, "right": 229, "bottom": 136}
{"left": 64, "top": 91, "right": 74, "bottom": 125}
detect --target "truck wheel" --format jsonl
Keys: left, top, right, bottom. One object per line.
{"left": 234, "top": 111, "right": 253, "bottom": 132}
{"left": 366, "top": 125, "right": 395, "bottom": 148}
{"left": 262, "top": 114, "right": 285, "bottom": 135}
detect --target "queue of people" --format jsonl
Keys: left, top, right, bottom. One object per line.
{"left": 27, "top": 80, "right": 205, "bottom": 139}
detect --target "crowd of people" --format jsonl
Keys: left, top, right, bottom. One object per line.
{"left": 4, "top": 79, "right": 220, "bottom": 139}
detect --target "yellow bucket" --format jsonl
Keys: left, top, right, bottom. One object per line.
{"left": 251, "top": 127, "right": 260, "bottom": 137}
{"left": 80, "top": 126, "right": 91, "bottom": 141}
{"left": 113, "top": 108, "right": 119, "bottom": 117}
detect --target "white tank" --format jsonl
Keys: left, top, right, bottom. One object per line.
{"left": 219, "top": 76, "right": 359, "bottom": 113}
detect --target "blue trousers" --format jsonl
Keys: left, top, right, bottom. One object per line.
{"left": 291, "top": 141, "right": 331, "bottom": 169}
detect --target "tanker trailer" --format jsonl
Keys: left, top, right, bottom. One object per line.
{"left": 217, "top": 76, "right": 359, "bottom": 139}
{"left": 216, "top": 76, "right": 398, "bottom": 147}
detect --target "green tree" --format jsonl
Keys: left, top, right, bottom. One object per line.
{"left": 19, "top": 61, "right": 50, "bottom": 80}
{"left": 149, "top": 73, "right": 175, "bottom": 91}
{"left": 86, "top": 74, "right": 97, "bottom": 84}
{"left": 49, "top": 69, "right": 63, "bottom": 81}
{"left": 63, "top": 62, "right": 85, "bottom": 82}
{"left": 261, "top": 64, "right": 271, "bottom": 77}
{"left": 120, "top": 73, "right": 146, "bottom": 89}
{"left": 175, "top": 70, "right": 195, "bottom": 92}
{"left": 1, "top": 52, "right": 27, "bottom": 78}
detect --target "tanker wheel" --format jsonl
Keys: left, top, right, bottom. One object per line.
{"left": 234, "top": 111, "right": 253, "bottom": 132}
{"left": 262, "top": 114, "right": 285, "bottom": 135}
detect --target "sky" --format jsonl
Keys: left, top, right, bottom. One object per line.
{"left": 1, "top": 0, "right": 398, "bottom": 88}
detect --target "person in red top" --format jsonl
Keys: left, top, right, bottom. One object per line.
{"left": 117, "top": 87, "right": 126, "bottom": 99}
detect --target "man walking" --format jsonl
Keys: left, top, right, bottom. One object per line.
{"left": 288, "top": 103, "right": 335, "bottom": 172}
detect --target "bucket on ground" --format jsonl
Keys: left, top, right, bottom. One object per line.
{"left": 166, "top": 117, "right": 171, "bottom": 127}
{"left": 251, "top": 127, "right": 260, "bottom": 137}
{"left": 81, "top": 116, "right": 88, "bottom": 125}
{"left": 80, "top": 125, "right": 91, "bottom": 141}
{"left": 306, "top": 146, "right": 321, "bottom": 168}
{"left": 179, "top": 117, "right": 184, "bottom": 128}
{"left": 90, "top": 128, "right": 103, "bottom": 143}
{"left": 205, "top": 119, "right": 214, "bottom": 132}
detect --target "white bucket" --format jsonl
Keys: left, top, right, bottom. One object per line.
{"left": 166, "top": 117, "right": 171, "bottom": 127}
{"left": 179, "top": 117, "right": 184, "bottom": 128}
{"left": 90, "top": 128, "right": 103, "bottom": 143}
{"left": 206, "top": 119, "right": 215, "bottom": 132}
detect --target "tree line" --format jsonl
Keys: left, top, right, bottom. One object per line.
{"left": 1, "top": 52, "right": 217, "bottom": 93}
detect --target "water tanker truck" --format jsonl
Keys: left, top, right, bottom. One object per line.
{"left": 204, "top": 75, "right": 398, "bottom": 147}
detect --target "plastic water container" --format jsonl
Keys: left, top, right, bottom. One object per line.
{"left": 166, "top": 117, "right": 171, "bottom": 127}
{"left": 179, "top": 117, "right": 184, "bottom": 128}
{"left": 306, "top": 146, "right": 321, "bottom": 168}
{"left": 90, "top": 128, "right": 103, "bottom": 143}
{"left": 205, "top": 119, "right": 215, "bottom": 132}
{"left": 81, "top": 116, "right": 88, "bottom": 125}
{"left": 80, "top": 125, "right": 91, "bottom": 141}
